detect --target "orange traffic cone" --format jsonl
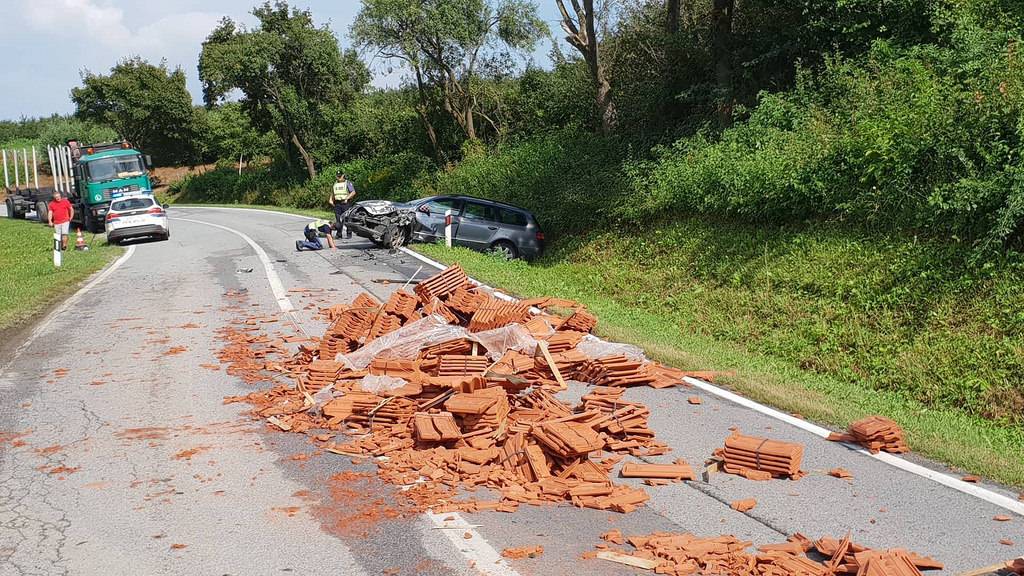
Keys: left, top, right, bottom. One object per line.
{"left": 75, "top": 228, "right": 88, "bottom": 251}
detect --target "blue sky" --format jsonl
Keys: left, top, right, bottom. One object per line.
{"left": 0, "top": 0, "right": 565, "bottom": 121}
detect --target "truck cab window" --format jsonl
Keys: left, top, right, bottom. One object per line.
{"left": 86, "top": 156, "right": 145, "bottom": 182}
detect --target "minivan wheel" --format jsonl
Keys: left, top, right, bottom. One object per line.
{"left": 489, "top": 240, "right": 517, "bottom": 260}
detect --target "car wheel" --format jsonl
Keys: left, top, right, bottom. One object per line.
{"left": 384, "top": 224, "right": 409, "bottom": 249}
{"left": 4, "top": 198, "right": 14, "bottom": 219}
{"left": 489, "top": 240, "right": 518, "bottom": 260}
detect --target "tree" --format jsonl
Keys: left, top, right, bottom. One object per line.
{"left": 352, "top": 0, "right": 547, "bottom": 157}
{"left": 710, "top": 0, "right": 734, "bottom": 125}
{"left": 71, "top": 57, "right": 198, "bottom": 164}
{"left": 199, "top": 2, "right": 369, "bottom": 178}
{"left": 555, "top": 0, "right": 618, "bottom": 133}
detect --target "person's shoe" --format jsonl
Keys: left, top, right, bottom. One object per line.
{"left": 295, "top": 240, "right": 303, "bottom": 252}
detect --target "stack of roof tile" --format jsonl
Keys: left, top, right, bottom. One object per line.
{"left": 827, "top": 416, "right": 909, "bottom": 454}
{"left": 716, "top": 432, "right": 805, "bottom": 480}
{"left": 300, "top": 360, "right": 345, "bottom": 393}
{"left": 414, "top": 263, "right": 468, "bottom": 302}
{"left": 413, "top": 412, "right": 462, "bottom": 442}
{"left": 578, "top": 356, "right": 655, "bottom": 387}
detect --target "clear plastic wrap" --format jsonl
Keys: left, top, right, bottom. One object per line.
{"left": 338, "top": 314, "right": 467, "bottom": 369}
{"left": 338, "top": 314, "right": 541, "bottom": 368}
{"left": 576, "top": 334, "right": 647, "bottom": 362}
{"left": 470, "top": 324, "right": 538, "bottom": 360}
{"left": 359, "top": 374, "right": 409, "bottom": 393}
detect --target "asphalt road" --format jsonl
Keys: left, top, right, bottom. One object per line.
{"left": 1, "top": 206, "right": 1021, "bottom": 576}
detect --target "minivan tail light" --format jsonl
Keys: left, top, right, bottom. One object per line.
{"left": 106, "top": 213, "right": 118, "bottom": 222}
{"left": 147, "top": 207, "right": 165, "bottom": 216}
{"left": 536, "top": 231, "right": 545, "bottom": 241}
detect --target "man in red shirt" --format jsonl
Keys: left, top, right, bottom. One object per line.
{"left": 48, "top": 191, "right": 74, "bottom": 250}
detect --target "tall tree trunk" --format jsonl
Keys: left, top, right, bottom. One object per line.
{"left": 290, "top": 133, "right": 317, "bottom": 179}
{"left": 414, "top": 67, "right": 444, "bottom": 163}
{"left": 666, "top": 0, "right": 680, "bottom": 34}
{"left": 711, "top": 0, "right": 735, "bottom": 127}
{"left": 556, "top": 0, "right": 618, "bottom": 134}
{"left": 464, "top": 107, "right": 477, "bottom": 141}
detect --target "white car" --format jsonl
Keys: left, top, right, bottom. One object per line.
{"left": 105, "top": 195, "right": 170, "bottom": 244}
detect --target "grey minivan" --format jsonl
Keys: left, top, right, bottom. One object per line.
{"left": 343, "top": 195, "right": 545, "bottom": 259}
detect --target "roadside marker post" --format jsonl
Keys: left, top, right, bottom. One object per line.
{"left": 444, "top": 210, "right": 452, "bottom": 247}
{"left": 53, "top": 229, "right": 62, "bottom": 267}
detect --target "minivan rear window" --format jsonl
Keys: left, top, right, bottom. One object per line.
{"left": 498, "top": 208, "right": 528, "bottom": 227}
{"left": 111, "top": 197, "right": 154, "bottom": 212}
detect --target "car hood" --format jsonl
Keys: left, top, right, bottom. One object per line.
{"left": 354, "top": 200, "right": 413, "bottom": 216}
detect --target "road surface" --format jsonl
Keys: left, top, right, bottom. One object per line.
{"left": 0, "top": 206, "right": 1021, "bottom": 575}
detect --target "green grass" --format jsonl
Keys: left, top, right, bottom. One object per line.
{"left": 415, "top": 233, "right": 1024, "bottom": 488}
{"left": 0, "top": 219, "right": 122, "bottom": 331}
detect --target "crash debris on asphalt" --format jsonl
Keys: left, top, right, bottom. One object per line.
{"left": 586, "top": 531, "right": 945, "bottom": 575}
{"left": 215, "top": 263, "right": 955, "bottom": 573}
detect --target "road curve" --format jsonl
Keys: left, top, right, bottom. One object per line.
{"left": 0, "top": 206, "right": 1020, "bottom": 575}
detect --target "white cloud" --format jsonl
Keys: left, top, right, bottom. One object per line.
{"left": 23, "top": 0, "right": 133, "bottom": 46}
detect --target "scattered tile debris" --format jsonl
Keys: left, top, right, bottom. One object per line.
{"left": 586, "top": 531, "right": 943, "bottom": 575}
{"left": 827, "top": 416, "right": 908, "bottom": 454}
{"left": 501, "top": 545, "right": 544, "bottom": 559}
{"left": 730, "top": 498, "right": 757, "bottom": 512}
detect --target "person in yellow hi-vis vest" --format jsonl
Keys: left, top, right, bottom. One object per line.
{"left": 329, "top": 172, "right": 357, "bottom": 239}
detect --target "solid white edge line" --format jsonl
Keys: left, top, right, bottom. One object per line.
{"left": 174, "top": 217, "right": 295, "bottom": 313}
{"left": 1, "top": 245, "right": 136, "bottom": 375}
{"left": 178, "top": 206, "right": 1024, "bottom": 517}
{"left": 175, "top": 209, "right": 524, "bottom": 575}
{"left": 400, "top": 245, "right": 1024, "bottom": 518}
{"left": 424, "top": 511, "right": 521, "bottom": 576}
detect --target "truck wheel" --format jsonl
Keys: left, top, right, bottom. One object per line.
{"left": 4, "top": 198, "right": 13, "bottom": 219}
{"left": 35, "top": 201, "right": 48, "bottom": 224}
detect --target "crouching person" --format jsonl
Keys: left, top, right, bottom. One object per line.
{"left": 295, "top": 219, "right": 337, "bottom": 251}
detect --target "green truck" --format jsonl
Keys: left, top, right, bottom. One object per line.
{"left": 4, "top": 140, "right": 153, "bottom": 232}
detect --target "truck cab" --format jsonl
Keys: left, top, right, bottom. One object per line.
{"left": 70, "top": 142, "right": 152, "bottom": 232}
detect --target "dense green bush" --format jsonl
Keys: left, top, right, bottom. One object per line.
{"left": 627, "top": 32, "right": 1024, "bottom": 251}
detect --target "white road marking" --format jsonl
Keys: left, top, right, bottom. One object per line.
{"left": 401, "top": 245, "right": 1024, "bottom": 518}
{"left": 425, "top": 511, "right": 520, "bottom": 576}
{"left": 176, "top": 209, "right": 524, "bottom": 575}
{"left": 182, "top": 206, "right": 1024, "bottom": 522}
{"left": 0, "top": 245, "right": 136, "bottom": 375}
{"left": 174, "top": 217, "right": 295, "bottom": 313}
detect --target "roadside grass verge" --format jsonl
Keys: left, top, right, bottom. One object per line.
{"left": 0, "top": 219, "right": 121, "bottom": 331}
{"left": 414, "top": 239, "right": 1024, "bottom": 489}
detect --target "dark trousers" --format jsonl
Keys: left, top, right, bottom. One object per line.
{"left": 333, "top": 203, "right": 351, "bottom": 237}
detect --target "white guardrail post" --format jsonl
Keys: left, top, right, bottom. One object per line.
{"left": 444, "top": 209, "right": 453, "bottom": 247}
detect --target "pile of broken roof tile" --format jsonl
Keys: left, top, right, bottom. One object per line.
{"left": 227, "top": 264, "right": 711, "bottom": 514}
{"left": 589, "top": 531, "right": 943, "bottom": 575}
{"left": 827, "top": 416, "right": 909, "bottom": 454}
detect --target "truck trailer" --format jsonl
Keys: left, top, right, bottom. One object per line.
{"left": 3, "top": 140, "right": 153, "bottom": 232}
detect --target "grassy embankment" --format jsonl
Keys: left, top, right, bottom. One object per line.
{"left": 163, "top": 127, "right": 1024, "bottom": 487}
{"left": 0, "top": 219, "right": 121, "bottom": 331}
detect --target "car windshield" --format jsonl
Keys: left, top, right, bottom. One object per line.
{"left": 86, "top": 155, "right": 145, "bottom": 182}
{"left": 110, "top": 197, "right": 154, "bottom": 212}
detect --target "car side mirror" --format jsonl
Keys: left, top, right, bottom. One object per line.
{"left": 418, "top": 204, "right": 431, "bottom": 215}
{"left": 145, "top": 155, "right": 153, "bottom": 168}
{"left": 162, "top": 204, "right": 169, "bottom": 209}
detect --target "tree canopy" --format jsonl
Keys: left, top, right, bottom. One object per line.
{"left": 199, "top": 1, "right": 369, "bottom": 178}
{"left": 71, "top": 57, "right": 197, "bottom": 165}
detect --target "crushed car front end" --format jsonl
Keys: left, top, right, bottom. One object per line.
{"left": 342, "top": 201, "right": 416, "bottom": 248}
